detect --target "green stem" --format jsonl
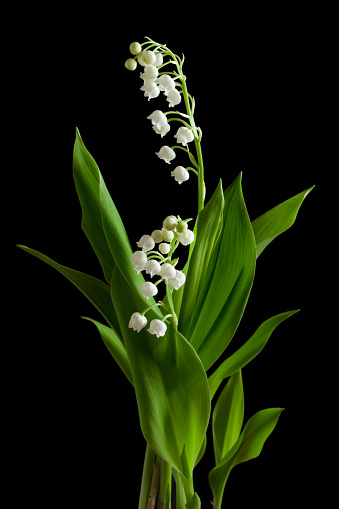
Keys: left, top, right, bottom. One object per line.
{"left": 138, "top": 443, "right": 156, "bottom": 509}
{"left": 159, "top": 458, "right": 172, "bottom": 507}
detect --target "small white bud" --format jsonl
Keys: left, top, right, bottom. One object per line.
{"left": 131, "top": 251, "right": 147, "bottom": 273}
{"left": 154, "top": 52, "right": 163, "bottom": 67}
{"left": 163, "top": 215, "right": 178, "bottom": 231}
{"left": 161, "top": 228, "right": 174, "bottom": 242}
{"left": 176, "top": 221, "right": 188, "bottom": 233}
{"left": 160, "top": 263, "right": 176, "bottom": 279}
{"left": 151, "top": 229, "right": 164, "bottom": 243}
{"left": 137, "top": 235, "right": 155, "bottom": 252}
{"left": 166, "top": 89, "right": 181, "bottom": 107}
{"left": 159, "top": 242, "right": 171, "bottom": 255}
{"left": 141, "top": 50, "right": 156, "bottom": 65}
{"left": 178, "top": 229, "right": 195, "bottom": 246}
{"left": 171, "top": 166, "right": 190, "bottom": 184}
{"left": 174, "top": 126, "right": 194, "bottom": 146}
{"left": 129, "top": 312, "right": 147, "bottom": 332}
{"left": 168, "top": 270, "right": 186, "bottom": 290}
{"left": 147, "top": 319, "right": 167, "bottom": 338}
{"left": 140, "top": 282, "right": 158, "bottom": 299}
{"left": 155, "top": 146, "right": 176, "bottom": 164}
{"left": 144, "top": 259, "right": 161, "bottom": 278}
{"left": 125, "top": 58, "right": 137, "bottom": 71}
{"left": 129, "top": 42, "right": 142, "bottom": 55}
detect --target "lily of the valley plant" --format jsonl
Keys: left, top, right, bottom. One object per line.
{"left": 18, "top": 37, "right": 314, "bottom": 509}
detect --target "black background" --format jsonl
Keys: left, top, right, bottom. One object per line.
{"left": 12, "top": 6, "right": 329, "bottom": 508}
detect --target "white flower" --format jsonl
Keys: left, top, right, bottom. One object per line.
{"left": 140, "top": 81, "right": 160, "bottom": 100}
{"left": 159, "top": 242, "right": 171, "bottom": 255}
{"left": 156, "top": 74, "right": 176, "bottom": 94}
{"left": 156, "top": 146, "right": 176, "bottom": 164}
{"left": 144, "top": 259, "right": 161, "bottom": 278}
{"left": 154, "top": 52, "right": 163, "bottom": 67}
{"left": 147, "top": 110, "right": 167, "bottom": 128}
{"left": 166, "top": 89, "right": 181, "bottom": 107}
{"left": 136, "top": 235, "right": 155, "bottom": 252}
{"left": 174, "top": 126, "right": 194, "bottom": 146}
{"left": 160, "top": 263, "right": 176, "bottom": 279}
{"left": 168, "top": 270, "right": 186, "bottom": 290}
{"left": 140, "top": 282, "right": 158, "bottom": 299}
{"left": 129, "top": 312, "right": 147, "bottom": 332}
{"left": 178, "top": 229, "right": 195, "bottom": 246}
{"left": 163, "top": 215, "right": 178, "bottom": 231}
{"left": 171, "top": 166, "right": 190, "bottom": 184}
{"left": 131, "top": 251, "right": 147, "bottom": 273}
{"left": 147, "top": 319, "right": 167, "bottom": 338}
{"left": 140, "top": 64, "right": 159, "bottom": 80}
{"left": 161, "top": 228, "right": 174, "bottom": 242}
{"left": 141, "top": 50, "right": 156, "bottom": 65}
{"left": 151, "top": 229, "right": 164, "bottom": 243}
{"left": 153, "top": 123, "right": 170, "bottom": 137}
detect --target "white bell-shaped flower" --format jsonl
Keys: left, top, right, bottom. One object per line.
{"left": 166, "top": 89, "right": 181, "bottom": 107}
{"left": 141, "top": 50, "right": 156, "bottom": 65}
{"left": 140, "top": 282, "right": 158, "bottom": 299}
{"left": 144, "top": 259, "right": 161, "bottom": 278}
{"left": 159, "top": 242, "right": 171, "bottom": 255}
{"left": 137, "top": 235, "right": 155, "bottom": 252}
{"left": 168, "top": 270, "right": 186, "bottom": 290}
{"left": 160, "top": 263, "right": 176, "bottom": 280}
{"left": 178, "top": 229, "right": 195, "bottom": 246}
{"left": 129, "top": 312, "right": 147, "bottom": 332}
{"left": 147, "top": 319, "right": 167, "bottom": 338}
{"left": 131, "top": 251, "right": 147, "bottom": 273}
{"left": 147, "top": 110, "right": 168, "bottom": 128}
{"left": 151, "top": 230, "right": 164, "bottom": 243}
{"left": 140, "top": 81, "right": 160, "bottom": 100}
{"left": 156, "top": 74, "right": 176, "bottom": 94}
{"left": 140, "top": 64, "right": 159, "bottom": 80}
{"left": 161, "top": 228, "right": 174, "bottom": 242}
{"left": 171, "top": 166, "right": 190, "bottom": 184}
{"left": 153, "top": 124, "right": 170, "bottom": 137}
{"left": 163, "top": 215, "right": 178, "bottom": 231}
{"left": 155, "top": 146, "right": 176, "bottom": 164}
{"left": 174, "top": 126, "right": 194, "bottom": 146}
{"left": 154, "top": 52, "right": 163, "bottom": 67}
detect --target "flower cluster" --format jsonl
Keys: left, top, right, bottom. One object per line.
{"left": 129, "top": 215, "right": 194, "bottom": 337}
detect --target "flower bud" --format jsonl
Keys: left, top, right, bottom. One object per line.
{"left": 129, "top": 312, "right": 147, "bottom": 332}
{"left": 160, "top": 263, "right": 176, "bottom": 279}
{"left": 144, "top": 259, "right": 161, "bottom": 278}
{"left": 174, "top": 126, "right": 194, "bottom": 146}
{"left": 166, "top": 89, "right": 181, "bottom": 107}
{"left": 168, "top": 270, "right": 186, "bottom": 290}
{"left": 176, "top": 220, "right": 188, "bottom": 233}
{"left": 155, "top": 146, "right": 176, "bottom": 164}
{"left": 178, "top": 229, "right": 195, "bottom": 246}
{"left": 151, "top": 229, "right": 163, "bottom": 243}
{"left": 147, "top": 319, "right": 167, "bottom": 338}
{"left": 154, "top": 52, "right": 163, "bottom": 67}
{"left": 161, "top": 228, "right": 174, "bottom": 242}
{"left": 137, "top": 235, "right": 155, "bottom": 252}
{"left": 129, "top": 42, "right": 142, "bottom": 55}
{"left": 141, "top": 50, "right": 156, "bottom": 65}
{"left": 171, "top": 166, "right": 190, "bottom": 184}
{"left": 131, "top": 251, "right": 147, "bottom": 273}
{"left": 125, "top": 58, "right": 137, "bottom": 71}
{"left": 163, "top": 215, "right": 178, "bottom": 231}
{"left": 140, "top": 282, "right": 158, "bottom": 299}
{"left": 159, "top": 242, "right": 171, "bottom": 255}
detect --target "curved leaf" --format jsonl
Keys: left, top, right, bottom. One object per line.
{"left": 252, "top": 185, "right": 314, "bottom": 258}
{"left": 111, "top": 266, "right": 211, "bottom": 482}
{"left": 208, "top": 310, "right": 299, "bottom": 398}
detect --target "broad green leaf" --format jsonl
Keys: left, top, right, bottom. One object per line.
{"left": 208, "top": 310, "right": 299, "bottom": 398}
{"left": 82, "top": 317, "right": 133, "bottom": 385}
{"left": 209, "top": 408, "right": 283, "bottom": 509}
{"left": 188, "top": 173, "right": 256, "bottom": 371}
{"left": 212, "top": 371, "right": 244, "bottom": 465}
{"left": 178, "top": 180, "right": 224, "bottom": 337}
{"left": 73, "top": 128, "right": 116, "bottom": 284}
{"left": 252, "top": 185, "right": 314, "bottom": 258}
{"left": 185, "top": 492, "right": 201, "bottom": 509}
{"left": 111, "top": 266, "right": 211, "bottom": 482}
{"left": 17, "top": 245, "right": 121, "bottom": 335}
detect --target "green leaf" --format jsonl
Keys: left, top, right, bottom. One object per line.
{"left": 212, "top": 371, "right": 244, "bottom": 466}
{"left": 252, "top": 185, "right": 314, "bottom": 258}
{"left": 208, "top": 310, "right": 299, "bottom": 398}
{"left": 178, "top": 180, "right": 224, "bottom": 337}
{"left": 188, "top": 173, "right": 256, "bottom": 371}
{"left": 73, "top": 128, "right": 116, "bottom": 284}
{"left": 17, "top": 245, "right": 121, "bottom": 335}
{"left": 185, "top": 492, "right": 201, "bottom": 509}
{"left": 111, "top": 266, "right": 211, "bottom": 482}
{"left": 209, "top": 408, "right": 283, "bottom": 509}
{"left": 82, "top": 317, "right": 133, "bottom": 385}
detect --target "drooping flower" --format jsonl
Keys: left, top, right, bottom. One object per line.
{"left": 156, "top": 146, "right": 176, "bottom": 164}
{"left": 151, "top": 230, "right": 163, "bottom": 243}
{"left": 156, "top": 74, "right": 176, "bottom": 94}
{"left": 140, "top": 80, "right": 160, "bottom": 100}
{"left": 129, "top": 312, "right": 147, "bottom": 332}
{"left": 166, "top": 89, "right": 181, "bottom": 107}
{"left": 174, "top": 126, "right": 194, "bottom": 146}
{"left": 140, "top": 282, "right": 158, "bottom": 299}
{"left": 131, "top": 251, "right": 147, "bottom": 273}
{"left": 178, "top": 229, "right": 195, "bottom": 246}
{"left": 159, "top": 242, "right": 171, "bottom": 255}
{"left": 163, "top": 215, "right": 178, "bottom": 231}
{"left": 136, "top": 235, "right": 155, "bottom": 252}
{"left": 152, "top": 123, "right": 171, "bottom": 137}
{"left": 171, "top": 166, "right": 190, "bottom": 184}
{"left": 168, "top": 270, "right": 186, "bottom": 290}
{"left": 140, "top": 50, "right": 156, "bottom": 65}
{"left": 140, "top": 64, "right": 159, "bottom": 80}
{"left": 161, "top": 228, "right": 174, "bottom": 242}
{"left": 154, "top": 52, "right": 163, "bottom": 67}
{"left": 147, "top": 319, "right": 167, "bottom": 338}
{"left": 159, "top": 263, "right": 176, "bottom": 280}
{"left": 144, "top": 259, "right": 161, "bottom": 278}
